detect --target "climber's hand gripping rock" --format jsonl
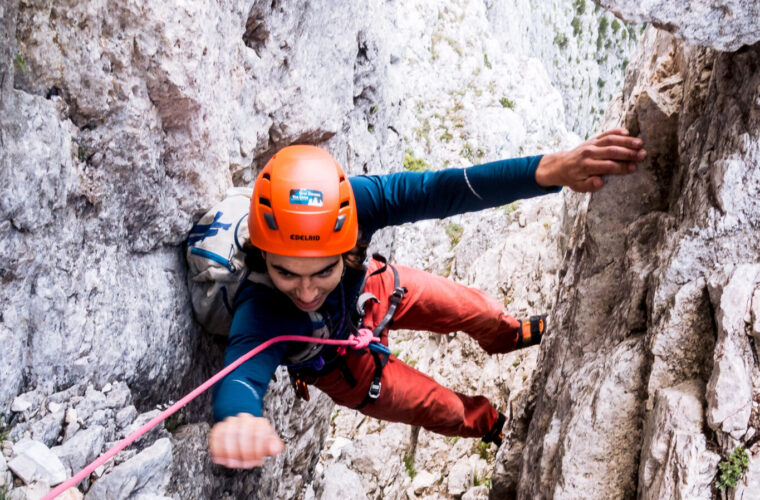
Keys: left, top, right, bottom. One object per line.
{"left": 535, "top": 127, "right": 647, "bottom": 193}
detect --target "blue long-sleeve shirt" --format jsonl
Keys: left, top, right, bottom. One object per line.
{"left": 213, "top": 156, "right": 558, "bottom": 421}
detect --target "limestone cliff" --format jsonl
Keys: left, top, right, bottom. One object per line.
{"left": 1, "top": 0, "right": 758, "bottom": 499}
{"left": 508, "top": 7, "right": 760, "bottom": 500}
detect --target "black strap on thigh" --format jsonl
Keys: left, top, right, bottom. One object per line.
{"left": 353, "top": 254, "right": 405, "bottom": 408}
{"left": 369, "top": 254, "right": 406, "bottom": 337}
{"left": 355, "top": 348, "right": 389, "bottom": 410}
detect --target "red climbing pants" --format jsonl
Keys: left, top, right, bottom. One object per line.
{"left": 314, "top": 259, "right": 521, "bottom": 438}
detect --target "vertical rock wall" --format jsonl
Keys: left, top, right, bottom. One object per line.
{"left": 13, "top": 0, "right": 755, "bottom": 498}
{"left": 485, "top": 0, "right": 641, "bottom": 137}
{"left": 511, "top": 21, "right": 760, "bottom": 500}
{"left": 1, "top": 0, "right": 400, "bottom": 497}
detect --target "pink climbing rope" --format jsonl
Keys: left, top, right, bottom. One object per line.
{"left": 42, "top": 329, "right": 380, "bottom": 500}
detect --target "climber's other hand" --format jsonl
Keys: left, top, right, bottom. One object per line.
{"left": 208, "top": 413, "right": 284, "bottom": 468}
{"left": 535, "top": 128, "right": 647, "bottom": 193}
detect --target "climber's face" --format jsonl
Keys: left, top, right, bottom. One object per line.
{"left": 262, "top": 252, "right": 343, "bottom": 312}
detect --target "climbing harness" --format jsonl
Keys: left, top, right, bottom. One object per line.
{"left": 41, "top": 331, "right": 381, "bottom": 500}
{"left": 354, "top": 254, "right": 405, "bottom": 409}
{"left": 287, "top": 254, "right": 405, "bottom": 409}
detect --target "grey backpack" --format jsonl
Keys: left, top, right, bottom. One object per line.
{"left": 186, "top": 187, "right": 254, "bottom": 336}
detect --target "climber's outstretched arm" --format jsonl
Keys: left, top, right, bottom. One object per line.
{"left": 535, "top": 128, "right": 647, "bottom": 193}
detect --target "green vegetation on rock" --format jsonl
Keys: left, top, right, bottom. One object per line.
{"left": 445, "top": 222, "right": 464, "bottom": 248}
{"left": 473, "top": 470, "right": 491, "bottom": 487}
{"left": 598, "top": 16, "right": 609, "bottom": 38}
{"left": 499, "top": 97, "right": 515, "bottom": 109}
{"left": 403, "top": 453, "right": 417, "bottom": 479}
{"left": 461, "top": 143, "right": 484, "bottom": 163}
{"left": 716, "top": 446, "right": 750, "bottom": 490}
{"left": 404, "top": 149, "right": 429, "bottom": 172}
{"left": 14, "top": 54, "right": 26, "bottom": 72}
{"left": 503, "top": 201, "right": 520, "bottom": 217}
{"left": 571, "top": 16, "right": 582, "bottom": 37}
{"left": 554, "top": 32, "right": 569, "bottom": 50}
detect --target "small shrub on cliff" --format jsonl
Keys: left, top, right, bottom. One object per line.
{"left": 445, "top": 223, "right": 464, "bottom": 248}
{"left": 473, "top": 470, "right": 491, "bottom": 487}
{"left": 716, "top": 446, "right": 750, "bottom": 490}
{"left": 597, "top": 16, "right": 609, "bottom": 39}
{"left": 483, "top": 52, "right": 492, "bottom": 69}
{"left": 403, "top": 453, "right": 416, "bottom": 479}
{"left": 404, "top": 149, "right": 429, "bottom": 172}
{"left": 14, "top": 54, "right": 26, "bottom": 72}
{"left": 499, "top": 97, "right": 515, "bottom": 109}
{"left": 571, "top": 17, "right": 582, "bottom": 37}
{"left": 554, "top": 32, "right": 569, "bottom": 50}
{"left": 460, "top": 143, "right": 484, "bottom": 163}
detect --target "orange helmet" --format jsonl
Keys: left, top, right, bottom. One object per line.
{"left": 249, "top": 145, "right": 358, "bottom": 257}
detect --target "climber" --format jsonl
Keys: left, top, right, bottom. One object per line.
{"left": 208, "top": 128, "right": 646, "bottom": 469}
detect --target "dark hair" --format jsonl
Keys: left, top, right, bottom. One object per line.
{"left": 243, "top": 240, "right": 267, "bottom": 273}
{"left": 242, "top": 239, "right": 367, "bottom": 272}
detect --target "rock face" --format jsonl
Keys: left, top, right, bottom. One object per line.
{"left": 85, "top": 438, "right": 173, "bottom": 500}
{"left": 2, "top": 0, "right": 392, "bottom": 496}
{"left": 487, "top": 0, "right": 642, "bottom": 136}
{"left": 2, "top": 0, "right": 634, "bottom": 497}
{"left": 512, "top": 24, "right": 760, "bottom": 500}
{"left": 596, "top": 0, "right": 760, "bottom": 52}
{"left": 8, "top": 440, "right": 67, "bottom": 486}
{"left": 638, "top": 380, "right": 719, "bottom": 500}
{"left": 5, "top": 0, "right": 759, "bottom": 499}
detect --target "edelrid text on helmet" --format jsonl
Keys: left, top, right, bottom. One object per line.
{"left": 249, "top": 145, "right": 358, "bottom": 257}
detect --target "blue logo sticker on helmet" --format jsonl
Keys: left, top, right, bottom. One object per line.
{"left": 289, "top": 189, "right": 324, "bottom": 207}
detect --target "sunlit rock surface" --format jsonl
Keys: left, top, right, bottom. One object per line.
{"left": 3, "top": 0, "right": 759, "bottom": 498}
{"left": 597, "top": 0, "right": 760, "bottom": 51}
{"left": 515, "top": 25, "right": 760, "bottom": 500}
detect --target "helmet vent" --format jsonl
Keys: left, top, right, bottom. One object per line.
{"left": 264, "top": 212, "right": 278, "bottom": 230}
{"left": 334, "top": 215, "right": 346, "bottom": 232}
{"left": 263, "top": 173, "right": 271, "bottom": 181}
{"left": 340, "top": 200, "right": 349, "bottom": 209}
{"left": 259, "top": 197, "right": 271, "bottom": 208}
